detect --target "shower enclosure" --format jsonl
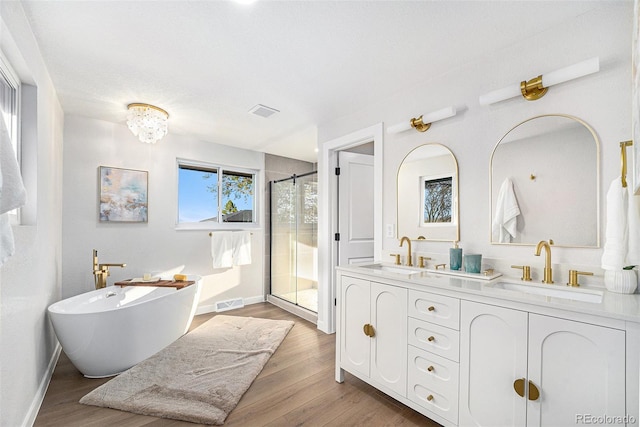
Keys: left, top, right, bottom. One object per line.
{"left": 270, "top": 172, "right": 318, "bottom": 313}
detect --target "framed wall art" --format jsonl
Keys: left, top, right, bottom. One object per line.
{"left": 99, "top": 166, "right": 148, "bottom": 222}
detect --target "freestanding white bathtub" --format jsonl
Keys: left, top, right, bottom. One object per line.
{"left": 48, "top": 275, "right": 202, "bottom": 378}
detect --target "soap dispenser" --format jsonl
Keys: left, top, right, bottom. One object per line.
{"left": 450, "top": 241, "right": 462, "bottom": 271}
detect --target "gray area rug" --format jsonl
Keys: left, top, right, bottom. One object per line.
{"left": 80, "top": 315, "right": 294, "bottom": 425}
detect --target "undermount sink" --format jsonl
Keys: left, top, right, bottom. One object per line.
{"left": 488, "top": 281, "right": 603, "bottom": 304}
{"left": 359, "top": 264, "right": 422, "bottom": 276}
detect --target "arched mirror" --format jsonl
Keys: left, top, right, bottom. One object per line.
{"left": 490, "top": 114, "right": 599, "bottom": 247}
{"left": 397, "top": 143, "right": 459, "bottom": 241}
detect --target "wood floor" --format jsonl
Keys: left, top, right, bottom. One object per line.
{"left": 35, "top": 303, "right": 441, "bottom": 427}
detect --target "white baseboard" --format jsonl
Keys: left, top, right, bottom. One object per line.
{"left": 23, "top": 343, "right": 61, "bottom": 427}
{"left": 195, "top": 294, "right": 266, "bottom": 315}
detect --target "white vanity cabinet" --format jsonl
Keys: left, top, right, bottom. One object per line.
{"left": 407, "top": 290, "right": 460, "bottom": 425}
{"left": 336, "top": 267, "right": 637, "bottom": 427}
{"left": 339, "top": 275, "right": 407, "bottom": 396}
{"left": 459, "top": 300, "right": 626, "bottom": 427}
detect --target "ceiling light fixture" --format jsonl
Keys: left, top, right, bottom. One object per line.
{"left": 126, "top": 103, "right": 169, "bottom": 144}
{"left": 479, "top": 57, "right": 600, "bottom": 106}
{"left": 387, "top": 106, "right": 457, "bottom": 134}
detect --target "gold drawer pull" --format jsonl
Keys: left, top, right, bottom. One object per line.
{"left": 427, "top": 365, "right": 434, "bottom": 372}
{"left": 428, "top": 306, "right": 435, "bottom": 311}
{"left": 427, "top": 394, "right": 434, "bottom": 401}
{"left": 427, "top": 336, "right": 435, "bottom": 342}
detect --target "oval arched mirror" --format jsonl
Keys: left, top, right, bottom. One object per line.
{"left": 490, "top": 114, "right": 599, "bottom": 247}
{"left": 397, "top": 143, "right": 459, "bottom": 241}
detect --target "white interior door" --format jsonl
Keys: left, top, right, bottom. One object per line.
{"left": 338, "top": 151, "right": 374, "bottom": 266}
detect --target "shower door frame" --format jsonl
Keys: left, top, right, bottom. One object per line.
{"left": 268, "top": 171, "right": 318, "bottom": 320}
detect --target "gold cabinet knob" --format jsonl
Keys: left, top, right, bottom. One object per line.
{"left": 426, "top": 394, "right": 434, "bottom": 401}
{"left": 513, "top": 378, "right": 541, "bottom": 400}
{"left": 427, "top": 336, "right": 435, "bottom": 342}
{"left": 428, "top": 306, "right": 435, "bottom": 312}
{"left": 513, "top": 378, "right": 525, "bottom": 397}
{"left": 528, "top": 380, "right": 540, "bottom": 401}
{"left": 427, "top": 365, "right": 434, "bottom": 372}
{"left": 362, "top": 323, "right": 376, "bottom": 337}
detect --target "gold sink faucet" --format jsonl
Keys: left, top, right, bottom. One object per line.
{"left": 534, "top": 239, "right": 554, "bottom": 284}
{"left": 399, "top": 236, "right": 412, "bottom": 266}
{"left": 93, "top": 249, "right": 126, "bottom": 289}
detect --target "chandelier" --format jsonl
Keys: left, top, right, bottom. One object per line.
{"left": 126, "top": 103, "right": 169, "bottom": 144}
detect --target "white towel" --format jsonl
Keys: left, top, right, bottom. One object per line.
{"left": 492, "top": 178, "right": 521, "bottom": 243}
{"left": 601, "top": 177, "right": 629, "bottom": 270}
{"left": 211, "top": 231, "right": 233, "bottom": 269}
{"left": 628, "top": 192, "right": 640, "bottom": 266}
{"left": 0, "top": 118, "right": 27, "bottom": 266}
{"left": 232, "top": 231, "right": 252, "bottom": 266}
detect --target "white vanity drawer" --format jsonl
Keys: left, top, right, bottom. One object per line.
{"left": 408, "top": 345, "right": 459, "bottom": 425}
{"left": 408, "top": 317, "right": 460, "bottom": 362}
{"left": 408, "top": 289, "right": 460, "bottom": 330}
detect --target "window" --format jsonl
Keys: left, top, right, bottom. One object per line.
{"left": 1, "top": 52, "right": 21, "bottom": 224}
{"left": 0, "top": 52, "right": 20, "bottom": 163}
{"left": 177, "top": 159, "right": 257, "bottom": 227}
{"left": 421, "top": 174, "right": 454, "bottom": 224}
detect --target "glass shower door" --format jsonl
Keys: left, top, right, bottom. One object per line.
{"left": 270, "top": 172, "right": 318, "bottom": 313}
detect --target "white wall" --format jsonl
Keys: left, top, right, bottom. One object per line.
{"left": 318, "top": 4, "right": 632, "bottom": 276}
{"left": 0, "top": 2, "right": 64, "bottom": 426}
{"left": 62, "top": 116, "right": 265, "bottom": 312}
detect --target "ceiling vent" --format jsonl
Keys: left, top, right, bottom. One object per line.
{"left": 248, "top": 104, "right": 279, "bottom": 118}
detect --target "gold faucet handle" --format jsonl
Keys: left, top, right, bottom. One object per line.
{"left": 511, "top": 265, "right": 532, "bottom": 281}
{"left": 418, "top": 256, "right": 432, "bottom": 268}
{"left": 567, "top": 270, "right": 593, "bottom": 287}
{"left": 390, "top": 253, "right": 401, "bottom": 265}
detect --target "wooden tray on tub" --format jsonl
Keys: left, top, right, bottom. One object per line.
{"left": 115, "top": 278, "right": 195, "bottom": 289}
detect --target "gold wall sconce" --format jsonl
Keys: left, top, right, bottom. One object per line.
{"left": 479, "top": 57, "right": 599, "bottom": 106}
{"left": 387, "top": 106, "right": 457, "bottom": 134}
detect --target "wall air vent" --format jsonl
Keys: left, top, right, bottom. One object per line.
{"left": 248, "top": 104, "right": 280, "bottom": 118}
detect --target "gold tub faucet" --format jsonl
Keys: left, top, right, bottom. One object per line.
{"left": 93, "top": 249, "right": 126, "bottom": 289}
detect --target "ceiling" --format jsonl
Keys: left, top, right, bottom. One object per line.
{"left": 19, "top": 0, "right": 604, "bottom": 162}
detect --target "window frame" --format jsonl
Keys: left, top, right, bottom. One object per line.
{"left": 0, "top": 50, "right": 22, "bottom": 225}
{"left": 0, "top": 50, "right": 21, "bottom": 164}
{"left": 176, "top": 158, "right": 259, "bottom": 230}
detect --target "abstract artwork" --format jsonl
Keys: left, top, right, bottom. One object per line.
{"left": 99, "top": 166, "right": 148, "bottom": 222}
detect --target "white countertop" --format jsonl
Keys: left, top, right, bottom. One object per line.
{"left": 336, "top": 263, "right": 640, "bottom": 324}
